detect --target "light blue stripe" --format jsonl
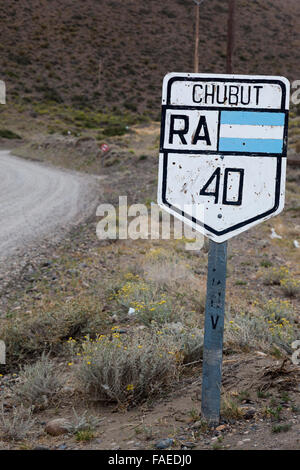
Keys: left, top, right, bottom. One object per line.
{"left": 220, "top": 111, "right": 285, "bottom": 126}
{"left": 219, "top": 138, "right": 283, "bottom": 153}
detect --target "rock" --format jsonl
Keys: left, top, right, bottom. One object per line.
{"left": 155, "top": 438, "right": 174, "bottom": 449}
{"left": 58, "top": 443, "right": 67, "bottom": 450}
{"left": 45, "top": 418, "right": 70, "bottom": 436}
{"left": 191, "top": 420, "right": 203, "bottom": 429}
{"left": 216, "top": 424, "right": 226, "bottom": 431}
{"left": 243, "top": 408, "right": 256, "bottom": 420}
{"left": 181, "top": 442, "right": 196, "bottom": 448}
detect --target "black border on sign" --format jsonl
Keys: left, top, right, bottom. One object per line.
{"left": 159, "top": 77, "right": 288, "bottom": 236}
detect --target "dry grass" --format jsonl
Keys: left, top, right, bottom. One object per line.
{"left": 2, "top": 297, "right": 109, "bottom": 364}
{"left": 0, "top": 404, "right": 35, "bottom": 441}
{"left": 221, "top": 394, "right": 244, "bottom": 421}
{"left": 74, "top": 327, "right": 180, "bottom": 405}
{"left": 224, "top": 300, "right": 299, "bottom": 354}
{"left": 15, "top": 354, "right": 62, "bottom": 409}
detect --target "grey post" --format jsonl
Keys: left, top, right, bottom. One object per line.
{"left": 201, "top": 239, "right": 228, "bottom": 425}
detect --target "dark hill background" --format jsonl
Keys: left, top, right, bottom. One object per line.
{"left": 1, "top": 0, "right": 300, "bottom": 116}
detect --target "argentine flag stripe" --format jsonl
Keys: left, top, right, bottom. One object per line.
{"left": 220, "top": 111, "right": 286, "bottom": 126}
{"left": 220, "top": 124, "right": 284, "bottom": 140}
{"left": 219, "top": 138, "right": 283, "bottom": 154}
{"left": 219, "top": 111, "right": 285, "bottom": 154}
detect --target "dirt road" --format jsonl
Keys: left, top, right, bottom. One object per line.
{"left": 0, "top": 150, "right": 98, "bottom": 262}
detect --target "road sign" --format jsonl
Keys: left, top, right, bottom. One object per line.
{"left": 100, "top": 143, "right": 110, "bottom": 153}
{"left": 158, "top": 73, "right": 290, "bottom": 242}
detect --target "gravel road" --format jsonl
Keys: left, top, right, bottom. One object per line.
{"left": 0, "top": 150, "right": 99, "bottom": 265}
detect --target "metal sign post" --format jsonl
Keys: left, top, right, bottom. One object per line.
{"left": 201, "top": 240, "right": 227, "bottom": 424}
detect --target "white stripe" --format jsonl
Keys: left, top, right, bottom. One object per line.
{"left": 220, "top": 124, "right": 284, "bottom": 140}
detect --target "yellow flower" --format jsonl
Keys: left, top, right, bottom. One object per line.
{"left": 68, "top": 362, "right": 73, "bottom": 366}
{"left": 126, "top": 384, "right": 134, "bottom": 391}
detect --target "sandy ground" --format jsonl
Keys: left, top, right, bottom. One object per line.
{"left": 0, "top": 150, "right": 99, "bottom": 268}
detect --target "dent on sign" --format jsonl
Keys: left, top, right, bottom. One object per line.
{"left": 158, "top": 73, "right": 290, "bottom": 243}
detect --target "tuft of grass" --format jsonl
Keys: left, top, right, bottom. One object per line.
{"left": 221, "top": 395, "right": 244, "bottom": 420}
{"left": 75, "top": 429, "right": 95, "bottom": 441}
{"left": 271, "top": 423, "right": 291, "bottom": 433}
{"left": 66, "top": 408, "right": 101, "bottom": 434}
{"left": 260, "top": 259, "right": 273, "bottom": 268}
{"left": 237, "top": 390, "right": 251, "bottom": 402}
{"left": 264, "top": 405, "right": 283, "bottom": 421}
{"left": 16, "top": 354, "right": 61, "bottom": 408}
{"left": 0, "top": 404, "right": 35, "bottom": 441}
{"left": 188, "top": 407, "right": 200, "bottom": 422}
{"left": 257, "top": 390, "right": 271, "bottom": 399}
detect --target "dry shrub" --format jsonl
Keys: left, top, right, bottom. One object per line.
{"left": 225, "top": 304, "right": 298, "bottom": 354}
{"left": 113, "top": 277, "right": 176, "bottom": 325}
{"left": 66, "top": 408, "right": 101, "bottom": 434}
{"left": 75, "top": 328, "right": 180, "bottom": 405}
{"left": 15, "top": 354, "right": 62, "bottom": 408}
{"left": 163, "top": 322, "right": 204, "bottom": 363}
{"left": 2, "top": 298, "right": 108, "bottom": 364}
{"left": 0, "top": 404, "right": 35, "bottom": 441}
{"left": 280, "top": 278, "right": 300, "bottom": 297}
{"left": 263, "top": 266, "right": 289, "bottom": 286}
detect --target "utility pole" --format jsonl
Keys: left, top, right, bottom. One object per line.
{"left": 226, "top": 0, "right": 236, "bottom": 74}
{"left": 193, "top": 0, "right": 204, "bottom": 73}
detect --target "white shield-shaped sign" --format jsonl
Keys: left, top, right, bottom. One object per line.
{"left": 158, "top": 73, "right": 290, "bottom": 243}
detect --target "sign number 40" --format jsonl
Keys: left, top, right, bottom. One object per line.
{"left": 200, "top": 167, "right": 244, "bottom": 206}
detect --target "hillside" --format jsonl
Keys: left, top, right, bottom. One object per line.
{"left": 1, "top": 0, "right": 300, "bottom": 117}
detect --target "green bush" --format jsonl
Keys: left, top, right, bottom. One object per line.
{"left": 0, "top": 129, "right": 21, "bottom": 139}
